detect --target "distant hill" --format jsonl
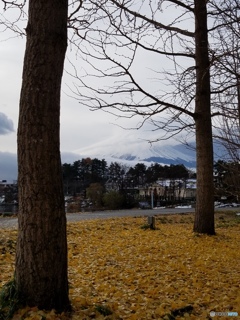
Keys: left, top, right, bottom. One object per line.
{"left": 0, "top": 151, "right": 83, "bottom": 182}
{"left": 0, "top": 151, "right": 18, "bottom": 182}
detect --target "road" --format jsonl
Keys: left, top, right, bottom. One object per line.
{"left": 67, "top": 207, "right": 195, "bottom": 221}
{"left": 1, "top": 206, "right": 238, "bottom": 229}
{"left": 0, "top": 207, "right": 195, "bottom": 229}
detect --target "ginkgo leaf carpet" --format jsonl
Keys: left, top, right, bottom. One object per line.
{"left": 1, "top": 214, "right": 239, "bottom": 319}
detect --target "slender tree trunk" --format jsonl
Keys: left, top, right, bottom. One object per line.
{"left": 16, "top": 0, "right": 70, "bottom": 310}
{"left": 193, "top": 0, "right": 215, "bottom": 234}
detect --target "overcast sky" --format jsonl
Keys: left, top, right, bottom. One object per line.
{"left": 0, "top": 25, "right": 157, "bottom": 180}
{"left": 0, "top": 33, "right": 128, "bottom": 150}
{"left": 0, "top": 3, "right": 195, "bottom": 181}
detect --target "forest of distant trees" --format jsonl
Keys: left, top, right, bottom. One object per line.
{"left": 1, "top": 158, "right": 239, "bottom": 208}
{"left": 62, "top": 157, "right": 195, "bottom": 196}
{"left": 62, "top": 158, "right": 240, "bottom": 209}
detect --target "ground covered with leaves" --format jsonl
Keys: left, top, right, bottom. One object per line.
{"left": 0, "top": 212, "right": 240, "bottom": 319}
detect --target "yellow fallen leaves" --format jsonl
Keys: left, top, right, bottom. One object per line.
{"left": 1, "top": 216, "right": 240, "bottom": 319}
{"left": 11, "top": 307, "right": 68, "bottom": 320}
{"left": 0, "top": 230, "right": 17, "bottom": 286}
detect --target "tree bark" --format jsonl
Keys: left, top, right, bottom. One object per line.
{"left": 16, "top": 0, "right": 70, "bottom": 310}
{"left": 193, "top": 0, "right": 215, "bottom": 234}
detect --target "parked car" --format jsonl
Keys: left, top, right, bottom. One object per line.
{"left": 139, "top": 201, "right": 152, "bottom": 209}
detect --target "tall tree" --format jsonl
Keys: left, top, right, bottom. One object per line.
{"left": 214, "top": 160, "right": 240, "bottom": 201}
{"left": 193, "top": 0, "right": 214, "bottom": 233}
{"left": 127, "top": 163, "right": 147, "bottom": 186}
{"left": 108, "top": 162, "right": 127, "bottom": 189}
{"left": 210, "top": 0, "right": 240, "bottom": 162}
{"left": 16, "top": 0, "right": 70, "bottom": 310}
{"left": 68, "top": 0, "right": 217, "bottom": 234}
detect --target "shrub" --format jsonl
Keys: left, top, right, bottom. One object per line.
{"left": 103, "top": 191, "right": 124, "bottom": 210}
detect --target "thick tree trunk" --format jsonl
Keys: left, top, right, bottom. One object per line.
{"left": 16, "top": 0, "right": 70, "bottom": 310}
{"left": 193, "top": 0, "right": 215, "bottom": 234}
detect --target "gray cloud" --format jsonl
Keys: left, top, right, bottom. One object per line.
{"left": 0, "top": 112, "right": 14, "bottom": 135}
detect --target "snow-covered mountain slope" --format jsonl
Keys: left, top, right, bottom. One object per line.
{"left": 75, "top": 133, "right": 197, "bottom": 167}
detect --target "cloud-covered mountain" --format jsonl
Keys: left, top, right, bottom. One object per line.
{"left": 75, "top": 133, "right": 197, "bottom": 168}
{"left": 1, "top": 132, "right": 226, "bottom": 181}
{"left": 74, "top": 132, "right": 227, "bottom": 168}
